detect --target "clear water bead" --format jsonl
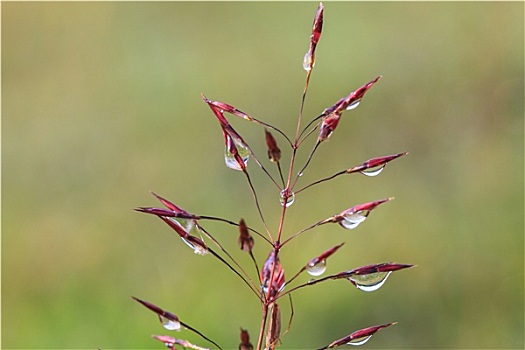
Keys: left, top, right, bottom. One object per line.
{"left": 303, "top": 52, "right": 313, "bottom": 71}
{"left": 347, "top": 335, "right": 373, "bottom": 346}
{"left": 349, "top": 271, "right": 392, "bottom": 292}
{"left": 345, "top": 99, "right": 361, "bottom": 110}
{"left": 306, "top": 259, "right": 327, "bottom": 276}
{"left": 159, "top": 315, "right": 181, "bottom": 331}
{"left": 224, "top": 140, "right": 250, "bottom": 171}
{"left": 339, "top": 211, "right": 369, "bottom": 229}
{"left": 181, "top": 237, "right": 208, "bottom": 255}
{"left": 279, "top": 189, "right": 295, "bottom": 207}
{"left": 360, "top": 164, "right": 386, "bottom": 177}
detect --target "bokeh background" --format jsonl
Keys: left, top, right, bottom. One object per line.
{"left": 2, "top": 2, "right": 523, "bottom": 349}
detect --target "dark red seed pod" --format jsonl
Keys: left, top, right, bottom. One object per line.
{"left": 238, "top": 219, "right": 254, "bottom": 252}
{"left": 239, "top": 328, "right": 253, "bottom": 350}
{"left": 320, "top": 322, "right": 396, "bottom": 349}
{"left": 265, "top": 129, "right": 281, "bottom": 162}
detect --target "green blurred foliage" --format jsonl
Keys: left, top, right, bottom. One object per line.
{"left": 2, "top": 2, "right": 523, "bottom": 349}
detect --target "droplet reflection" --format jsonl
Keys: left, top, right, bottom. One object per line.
{"left": 360, "top": 164, "right": 385, "bottom": 177}
{"left": 224, "top": 139, "right": 250, "bottom": 171}
{"left": 347, "top": 335, "right": 373, "bottom": 346}
{"left": 303, "top": 52, "right": 313, "bottom": 71}
{"left": 345, "top": 99, "right": 361, "bottom": 110}
{"left": 279, "top": 189, "right": 295, "bottom": 207}
{"left": 306, "top": 259, "right": 327, "bottom": 276}
{"left": 349, "top": 271, "right": 392, "bottom": 292}
{"left": 159, "top": 315, "right": 181, "bottom": 331}
{"left": 339, "top": 211, "right": 369, "bottom": 229}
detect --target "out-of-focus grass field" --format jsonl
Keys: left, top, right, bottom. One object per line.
{"left": 2, "top": 2, "right": 523, "bottom": 349}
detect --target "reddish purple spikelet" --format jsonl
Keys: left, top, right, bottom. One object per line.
{"left": 151, "top": 192, "right": 190, "bottom": 215}
{"left": 265, "top": 303, "right": 282, "bottom": 350}
{"left": 158, "top": 216, "right": 190, "bottom": 238}
{"left": 317, "top": 76, "right": 382, "bottom": 141}
{"left": 348, "top": 262, "right": 414, "bottom": 276}
{"left": 239, "top": 328, "right": 254, "bottom": 350}
{"left": 238, "top": 218, "right": 254, "bottom": 252}
{"left": 348, "top": 152, "right": 408, "bottom": 173}
{"left": 153, "top": 335, "right": 211, "bottom": 350}
{"left": 135, "top": 207, "right": 196, "bottom": 219}
{"left": 303, "top": 2, "right": 324, "bottom": 71}
{"left": 265, "top": 129, "right": 281, "bottom": 163}
{"left": 318, "top": 113, "right": 341, "bottom": 141}
{"left": 202, "top": 94, "right": 230, "bottom": 128}
{"left": 319, "top": 322, "right": 396, "bottom": 349}
{"left": 132, "top": 297, "right": 181, "bottom": 328}
{"left": 225, "top": 132, "right": 248, "bottom": 171}
{"left": 153, "top": 335, "right": 177, "bottom": 350}
{"left": 260, "top": 251, "right": 285, "bottom": 299}
{"left": 339, "top": 197, "right": 394, "bottom": 218}
{"left": 334, "top": 76, "right": 382, "bottom": 114}
{"left": 206, "top": 98, "right": 253, "bottom": 122}
{"left": 307, "top": 242, "right": 345, "bottom": 268}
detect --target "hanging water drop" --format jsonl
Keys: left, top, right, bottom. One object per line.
{"left": 279, "top": 189, "right": 295, "bottom": 207}
{"left": 339, "top": 211, "right": 369, "bottom": 229}
{"left": 167, "top": 217, "right": 194, "bottom": 234}
{"left": 348, "top": 271, "right": 392, "bottom": 292}
{"left": 303, "top": 52, "right": 313, "bottom": 71}
{"left": 347, "top": 335, "right": 373, "bottom": 346}
{"left": 306, "top": 259, "right": 327, "bottom": 276}
{"left": 159, "top": 315, "right": 181, "bottom": 331}
{"left": 181, "top": 237, "right": 208, "bottom": 255}
{"left": 360, "top": 164, "right": 386, "bottom": 177}
{"left": 224, "top": 139, "right": 250, "bottom": 171}
{"left": 346, "top": 99, "right": 361, "bottom": 110}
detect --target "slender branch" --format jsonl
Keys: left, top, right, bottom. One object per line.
{"left": 243, "top": 170, "right": 274, "bottom": 242}
{"left": 181, "top": 321, "right": 223, "bottom": 350}
{"left": 295, "top": 169, "right": 347, "bottom": 194}
{"left": 199, "top": 225, "right": 260, "bottom": 294}
{"left": 199, "top": 215, "right": 272, "bottom": 245}
{"left": 256, "top": 304, "right": 270, "bottom": 350}
{"left": 207, "top": 247, "right": 262, "bottom": 299}
{"left": 281, "top": 217, "right": 331, "bottom": 247}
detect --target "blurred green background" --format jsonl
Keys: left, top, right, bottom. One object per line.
{"left": 2, "top": 2, "right": 523, "bottom": 349}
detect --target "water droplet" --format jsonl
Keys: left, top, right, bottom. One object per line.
{"left": 347, "top": 335, "right": 373, "bottom": 346}
{"left": 279, "top": 189, "right": 295, "bottom": 207}
{"left": 224, "top": 139, "right": 250, "bottom": 171}
{"left": 345, "top": 99, "right": 361, "bottom": 110}
{"left": 339, "top": 211, "right": 369, "bottom": 229}
{"left": 303, "top": 52, "right": 313, "bottom": 71}
{"left": 348, "top": 271, "right": 392, "bottom": 292}
{"left": 360, "top": 164, "right": 386, "bottom": 177}
{"left": 306, "top": 259, "right": 327, "bottom": 276}
{"left": 181, "top": 237, "right": 209, "bottom": 255}
{"left": 159, "top": 315, "right": 181, "bottom": 331}
{"left": 167, "top": 217, "right": 194, "bottom": 234}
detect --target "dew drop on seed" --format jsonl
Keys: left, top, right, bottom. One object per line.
{"left": 181, "top": 237, "right": 208, "bottom": 255}
{"left": 306, "top": 259, "right": 327, "bottom": 276}
{"left": 303, "top": 52, "right": 313, "bottom": 71}
{"left": 360, "top": 164, "right": 386, "bottom": 177}
{"left": 224, "top": 141, "right": 250, "bottom": 171}
{"left": 279, "top": 189, "right": 295, "bottom": 207}
{"left": 167, "top": 217, "right": 194, "bottom": 234}
{"left": 346, "top": 99, "right": 361, "bottom": 110}
{"left": 348, "top": 271, "right": 392, "bottom": 292}
{"left": 339, "top": 211, "right": 369, "bottom": 229}
{"left": 347, "top": 335, "right": 373, "bottom": 346}
{"left": 159, "top": 315, "right": 181, "bottom": 331}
